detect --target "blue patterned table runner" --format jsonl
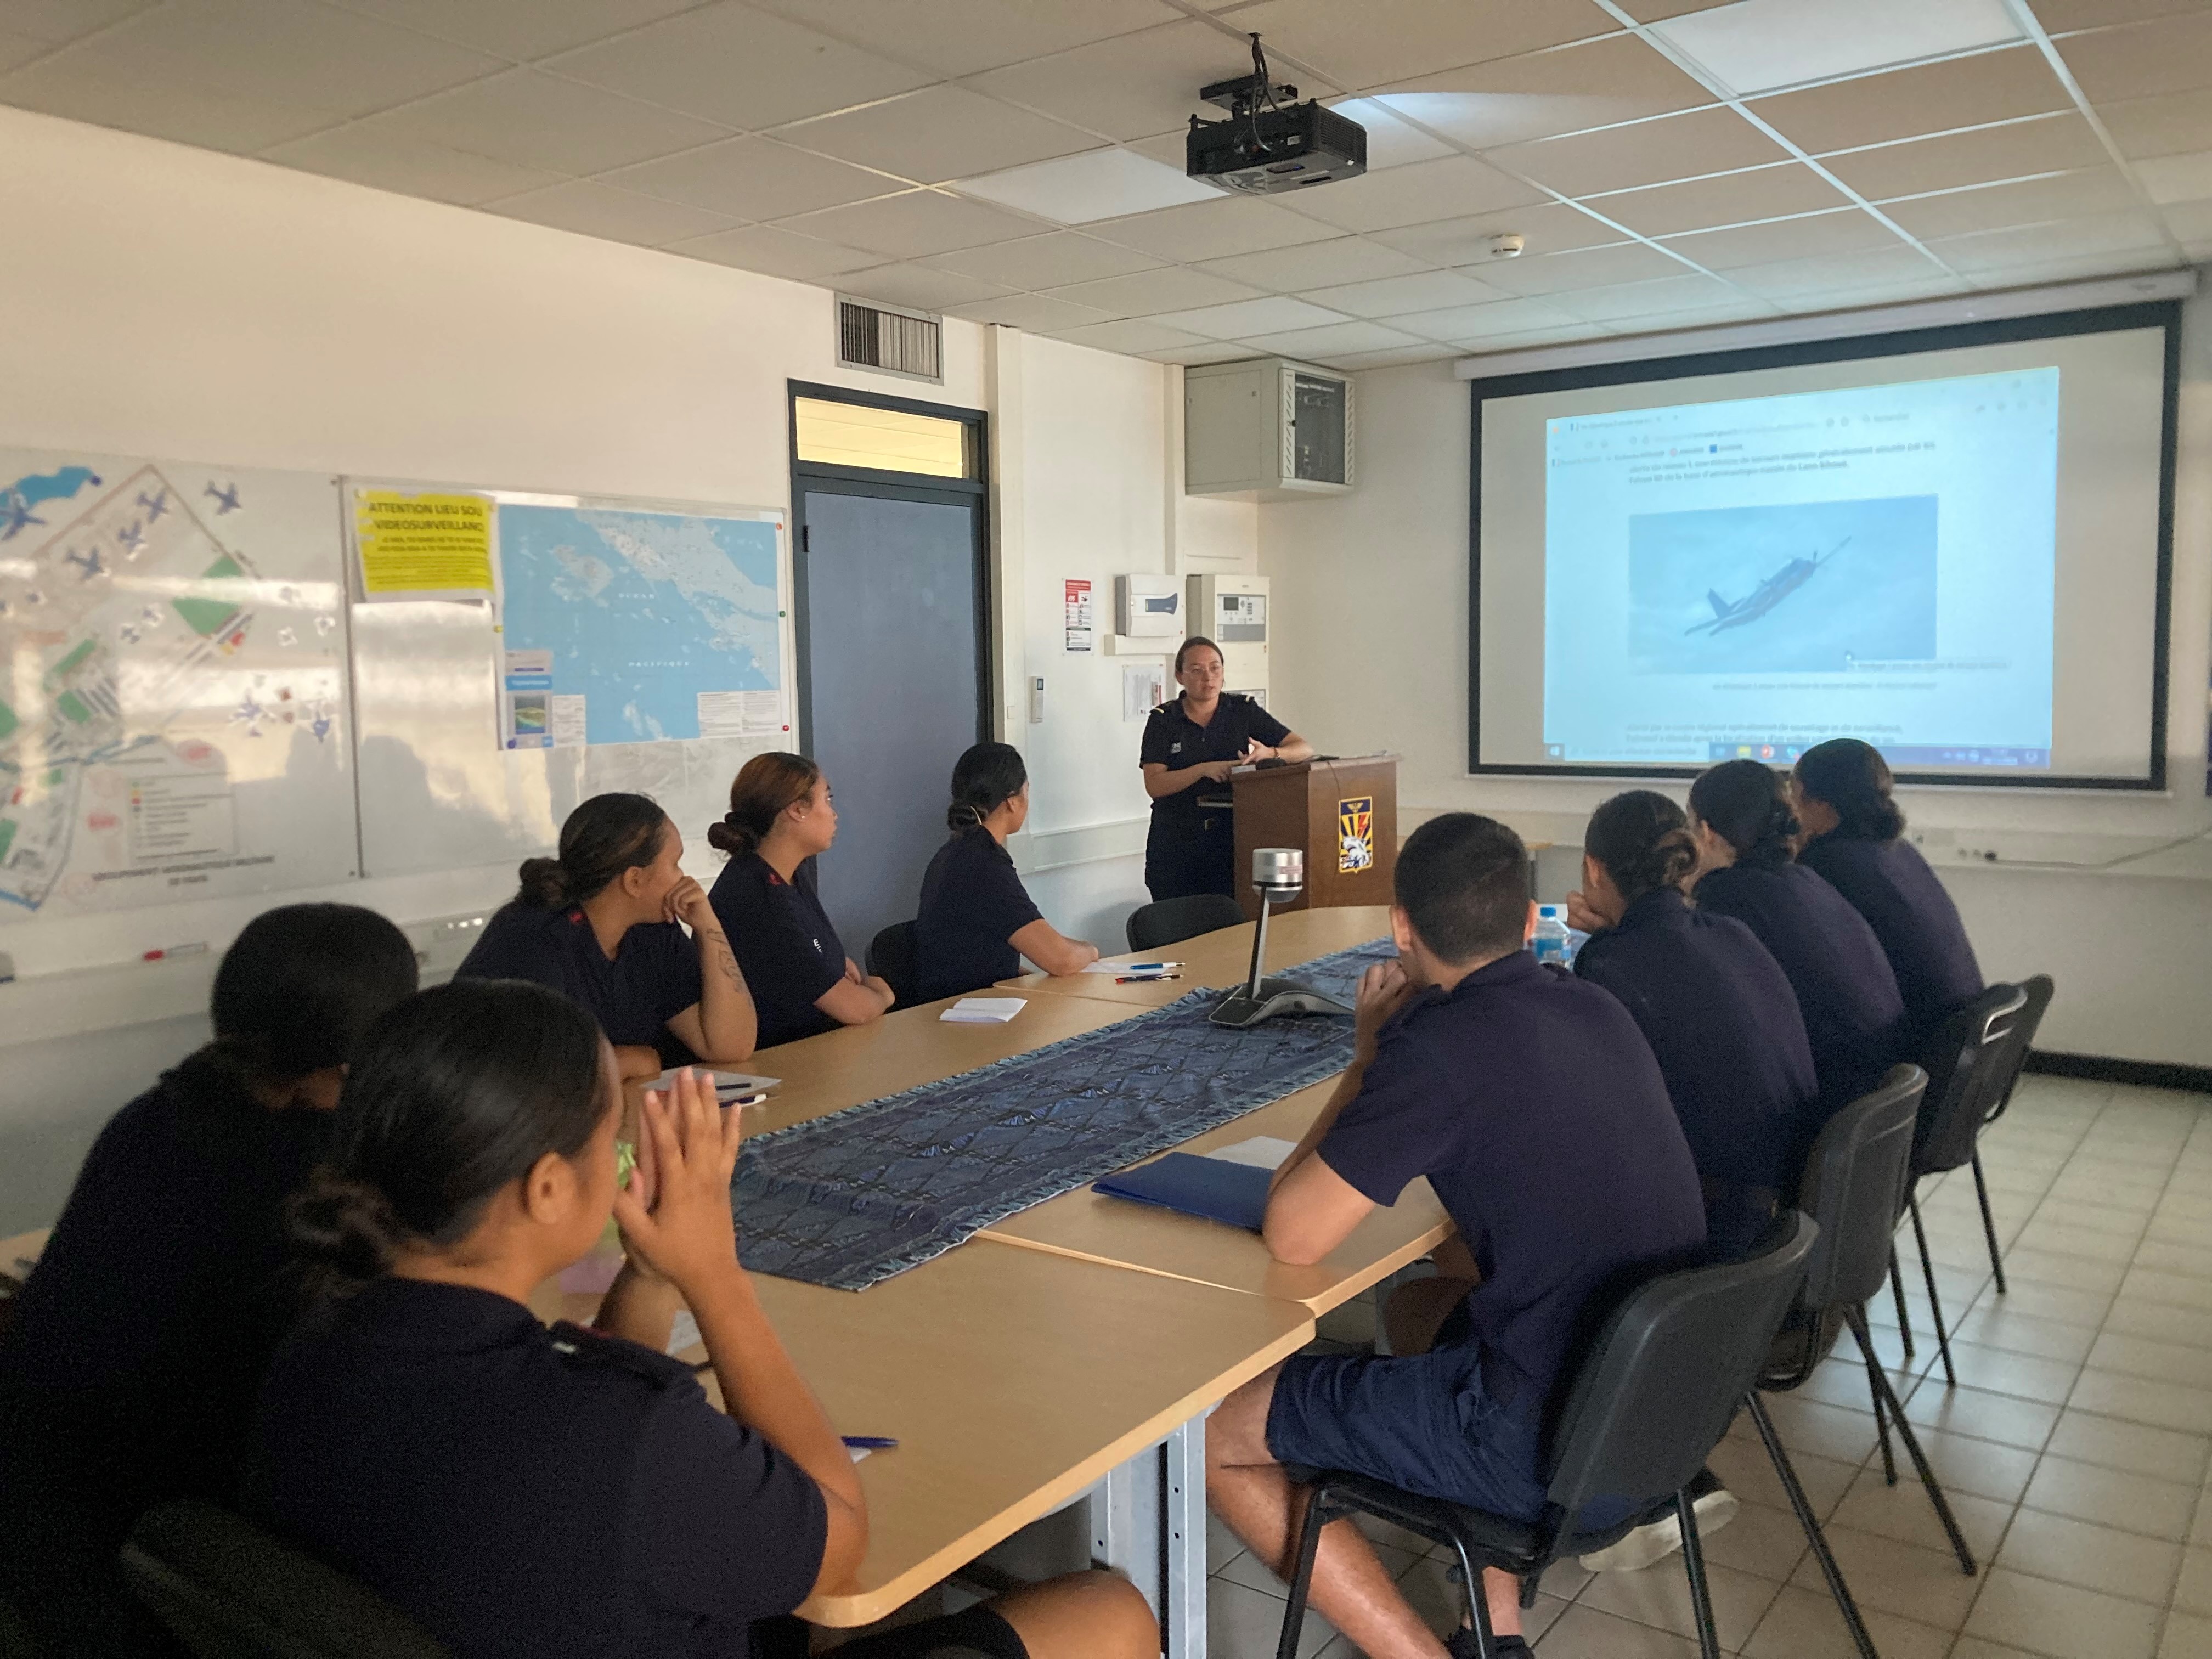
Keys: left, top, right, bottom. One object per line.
{"left": 732, "top": 938, "right": 1396, "bottom": 1290}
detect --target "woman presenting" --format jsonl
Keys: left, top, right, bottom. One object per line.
{"left": 1139, "top": 636, "right": 1313, "bottom": 901}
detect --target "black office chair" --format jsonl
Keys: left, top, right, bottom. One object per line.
{"left": 1964, "top": 974, "right": 2053, "bottom": 1294}
{"left": 1274, "top": 1214, "right": 1815, "bottom": 1659}
{"left": 866, "top": 920, "right": 921, "bottom": 1009}
{"left": 1889, "top": 984, "right": 2031, "bottom": 1386}
{"left": 1752, "top": 1066, "right": 1973, "bottom": 1659}
{"left": 1125, "top": 893, "right": 1245, "bottom": 953}
{"left": 120, "top": 1500, "right": 453, "bottom": 1659}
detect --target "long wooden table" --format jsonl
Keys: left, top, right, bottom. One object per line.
{"left": 997, "top": 904, "right": 1393, "bottom": 1009}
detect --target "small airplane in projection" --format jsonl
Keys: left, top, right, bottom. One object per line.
{"left": 205, "top": 481, "right": 242, "bottom": 514}
{"left": 1684, "top": 536, "right": 1850, "bottom": 636}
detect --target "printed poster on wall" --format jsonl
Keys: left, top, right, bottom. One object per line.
{"left": 1064, "top": 578, "right": 1094, "bottom": 653}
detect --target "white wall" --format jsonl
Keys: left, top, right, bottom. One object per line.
{"left": 1262, "top": 283, "right": 2212, "bottom": 1068}
{"left": 0, "top": 105, "right": 1243, "bottom": 1228}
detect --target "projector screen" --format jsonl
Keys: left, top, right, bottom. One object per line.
{"left": 1469, "top": 301, "right": 2179, "bottom": 789}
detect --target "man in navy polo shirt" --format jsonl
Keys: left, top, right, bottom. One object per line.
{"left": 1205, "top": 814, "right": 1706, "bottom": 1659}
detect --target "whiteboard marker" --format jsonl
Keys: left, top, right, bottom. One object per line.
{"left": 143, "top": 942, "right": 209, "bottom": 961}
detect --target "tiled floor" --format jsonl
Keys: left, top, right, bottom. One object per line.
{"left": 1205, "top": 1076, "right": 2212, "bottom": 1659}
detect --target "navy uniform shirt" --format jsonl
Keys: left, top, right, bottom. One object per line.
{"left": 244, "top": 1277, "right": 826, "bottom": 1659}
{"left": 0, "top": 1076, "right": 326, "bottom": 1649}
{"left": 457, "top": 902, "right": 700, "bottom": 1051}
{"left": 1691, "top": 862, "right": 1908, "bottom": 1112}
{"left": 1574, "top": 888, "right": 1821, "bottom": 1253}
{"left": 1318, "top": 953, "right": 1706, "bottom": 1407}
{"left": 1138, "top": 693, "right": 1289, "bottom": 828}
{"left": 710, "top": 855, "right": 846, "bottom": 1049}
{"left": 915, "top": 827, "right": 1044, "bottom": 1003}
{"left": 1798, "top": 834, "right": 1983, "bottom": 1044}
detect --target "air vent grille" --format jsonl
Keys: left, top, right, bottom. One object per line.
{"left": 836, "top": 296, "right": 942, "bottom": 383}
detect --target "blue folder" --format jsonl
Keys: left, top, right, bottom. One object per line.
{"left": 1092, "top": 1152, "right": 1272, "bottom": 1232}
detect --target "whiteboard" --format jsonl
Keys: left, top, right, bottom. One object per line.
{"left": 0, "top": 449, "right": 357, "bottom": 926}
{"left": 348, "top": 484, "right": 794, "bottom": 879}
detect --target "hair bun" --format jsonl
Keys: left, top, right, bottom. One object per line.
{"left": 287, "top": 1167, "right": 407, "bottom": 1290}
{"left": 707, "top": 815, "right": 757, "bottom": 857}
{"left": 516, "top": 855, "right": 571, "bottom": 909}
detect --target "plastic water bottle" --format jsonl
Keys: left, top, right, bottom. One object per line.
{"left": 1530, "top": 904, "right": 1576, "bottom": 968}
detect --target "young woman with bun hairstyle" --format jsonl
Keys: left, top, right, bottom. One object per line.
{"left": 913, "top": 742, "right": 1099, "bottom": 1001}
{"left": 0, "top": 904, "right": 417, "bottom": 1656}
{"left": 245, "top": 980, "right": 1154, "bottom": 1659}
{"left": 456, "top": 792, "right": 755, "bottom": 1077}
{"left": 1567, "top": 791, "right": 1820, "bottom": 1262}
{"left": 1687, "top": 759, "right": 1906, "bottom": 1113}
{"left": 707, "top": 753, "right": 891, "bottom": 1048}
{"left": 1792, "top": 738, "right": 1983, "bottom": 1043}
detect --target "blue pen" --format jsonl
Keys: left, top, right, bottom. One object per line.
{"left": 1124, "top": 962, "right": 1169, "bottom": 972}
{"left": 842, "top": 1435, "right": 899, "bottom": 1450}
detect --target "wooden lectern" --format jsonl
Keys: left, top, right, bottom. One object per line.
{"left": 1228, "top": 755, "right": 1398, "bottom": 920}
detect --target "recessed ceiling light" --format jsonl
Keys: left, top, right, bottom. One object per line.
{"left": 1650, "top": 0, "right": 2021, "bottom": 97}
{"left": 952, "top": 148, "right": 1220, "bottom": 225}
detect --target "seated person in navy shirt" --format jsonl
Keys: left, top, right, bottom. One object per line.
{"left": 1205, "top": 814, "right": 1706, "bottom": 1659}
{"left": 246, "top": 981, "right": 1155, "bottom": 1659}
{"left": 916, "top": 742, "right": 1099, "bottom": 1002}
{"left": 457, "top": 792, "right": 756, "bottom": 1082}
{"left": 1792, "top": 738, "right": 1984, "bottom": 1046}
{"left": 1686, "top": 760, "right": 1908, "bottom": 1115}
{"left": 0, "top": 904, "right": 417, "bottom": 1658}
{"left": 709, "top": 753, "right": 892, "bottom": 1048}
{"left": 1567, "top": 791, "right": 1821, "bottom": 1261}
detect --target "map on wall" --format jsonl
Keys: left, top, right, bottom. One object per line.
{"left": 495, "top": 501, "right": 786, "bottom": 750}
{"left": 0, "top": 452, "right": 357, "bottom": 918}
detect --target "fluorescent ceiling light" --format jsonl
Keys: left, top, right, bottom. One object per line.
{"left": 1650, "top": 0, "right": 2021, "bottom": 96}
{"left": 952, "top": 148, "right": 1219, "bottom": 224}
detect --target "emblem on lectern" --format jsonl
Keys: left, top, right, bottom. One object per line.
{"left": 1337, "top": 796, "right": 1374, "bottom": 873}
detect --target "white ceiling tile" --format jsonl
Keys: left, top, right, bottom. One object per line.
{"left": 2101, "top": 90, "right": 2212, "bottom": 163}
{"left": 0, "top": 0, "right": 157, "bottom": 43}
{"left": 941, "top": 292, "right": 1116, "bottom": 331}
{"left": 263, "top": 126, "right": 570, "bottom": 205}
{"left": 0, "top": 54, "right": 333, "bottom": 151}
{"left": 2165, "top": 199, "right": 2212, "bottom": 241}
{"left": 0, "top": 31, "right": 52, "bottom": 73}
{"left": 1138, "top": 342, "right": 1265, "bottom": 365}
{"left": 1650, "top": 0, "right": 2021, "bottom": 97}
{"left": 489, "top": 179, "right": 739, "bottom": 245}
{"left": 1370, "top": 201, "right": 1628, "bottom": 263}
{"left": 1319, "top": 345, "right": 1461, "bottom": 368}
{"left": 1487, "top": 107, "right": 1787, "bottom": 198}
{"left": 927, "top": 233, "right": 1164, "bottom": 287}
{"left": 1775, "top": 276, "right": 1972, "bottom": 312}
{"left": 360, "top": 68, "right": 730, "bottom": 174}
{"left": 1388, "top": 296, "right": 1587, "bottom": 340}
{"left": 953, "top": 147, "right": 1218, "bottom": 223}
{"left": 776, "top": 83, "right": 1102, "bottom": 184}
{"left": 838, "top": 262, "right": 1013, "bottom": 310}
{"left": 1379, "top": 33, "right": 1715, "bottom": 149}
{"left": 1144, "top": 295, "right": 1351, "bottom": 338}
{"left": 1234, "top": 320, "right": 1431, "bottom": 357}
{"left": 1584, "top": 162, "right": 1850, "bottom": 239}
{"left": 1547, "top": 272, "right": 1746, "bottom": 320}
{"left": 776, "top": 189, "right": 1047, "bottom": 258}
{"left": 27, "top": 0, "right": 506, "bottom": 120}
{"left": 1053, "top": 318, "right": 1217, "bottom": 353}
{"left": 1819, "top": 113, "right": 2111, "bottom": 201}
{"left": 1322, "top": 99, "right": 1458, "bottom": 169}
{"left": 1088, "top": 195, "right": 1342, "bottom": 261}
{"left": 751, "top": 0, "right": 1180, "bottom": 78}
{"left": 1959, "top": 247, "right": 2183, "bottom": 286}
{"left": 1881, "top": 168, "right": 2135, "bottom": 239}
{"left": 1478, "top": 240, "right": 1697, "bottom": 294}
{"left": 545, "top": 2, "right": 934, "bottom": 131}
{"left": 1722, "top": 242, "right": 1950, "bottom": 296}
{"left": 1041, "top": 265, "right": 1265, "bottom": 316}
{"left": 602, "top": 137, "right": 899, "bottom": 221}
{"left": 324, "top": 0, "right": 704, "bottom": 60}
{"left": 1274, "top": 155, "right": 1547, "bottom": 233}
{"left": 1454, "top": 324, "right": 1610, "bottom": 356}
{"left": 2135, "top": 149, "right": 2212, "bottom": 204}
{"left": 2053, "top": 10, "right": 2212, "bottom": 105}
{"left": 1224, "top": 0, "right": 1618, "bottom": 92}
{"left": 671, "top": 222, "right": 881, "bottom": 279}
{"left": 1747, "top": 44, "right": 2067, "bottom": 154}
{"left": 1657, "top": 207, "right": 1905, "bottom": 270}
{"left": 962, "top": 20, "right": 1273, "bottom": 144}
{"left": 1196, "top": 237, "right": 1434, "bottom": 290}
{"left": 1302, "top": 270, "right": 1513, "bottom": 317}
{"left": 1922, "top": 209, "right": 2177, "bottom": 272}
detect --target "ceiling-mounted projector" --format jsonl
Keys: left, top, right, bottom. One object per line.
{"left": 1187, "top": 35, "right": 1366, "bottom": 196}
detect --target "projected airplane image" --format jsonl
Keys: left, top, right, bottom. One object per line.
{"left": 1684, "top": 537, "right": 1849, "bottom": 636}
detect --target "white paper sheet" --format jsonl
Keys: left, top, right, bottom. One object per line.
{"left": 1206, "top": 1136, "right": 1300, "bottom": 1171}
{"left": 940, "top": 997, "right": 1025, "bottom": 1024}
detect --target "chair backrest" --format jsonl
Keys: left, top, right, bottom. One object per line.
{"left": 866, "top": 920, "right": 920, "bottom": 1008}
{"left": 1981, "top": 973, "right": 2054, "bottom": 1127}
{"left": 1126, "top": 893, "right": 1247, "bottom": 953}
{"left": 1545, "top": 1212, "right": 1815, "bottom": 1519}
{"left": 121, "top": 1500, "right": 453, "bottom": 1659}
{"left": 1914, "top": 983, "right": 2030, "bottom": 1173}
{"left": 1796, "top": 1065, "right": 1926, "bottom": 1312}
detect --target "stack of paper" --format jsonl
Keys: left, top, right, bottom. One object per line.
{"left": 940, "top": 997, "right": 1026, "bottom": 1024}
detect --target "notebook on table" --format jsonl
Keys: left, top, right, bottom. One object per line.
{"left": 1092, "top": 1152, "right": 1274, "bottom": 1232}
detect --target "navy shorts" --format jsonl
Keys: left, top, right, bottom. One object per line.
{"left": 1265, "top": 1338, "right": 1550, "bottom": 1523}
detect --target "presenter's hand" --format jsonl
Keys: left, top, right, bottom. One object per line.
{"left": 1352, "top": 959, "right": 1413, "bottom": 1062}
{"left": 1198, "top": 759, "right": 1239, "bottom": 783}
{"left": 1242, "top": 741, "right": 1276, "bottom": 763}
{"left": 665, "top": 875, "right": 717, "bottom": 935}
{"left": 611, "top": 1069, "right": 744, "bottom": 1295}
{"left": 1564, "top": 890, "right": 1611, "bottom": 935}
